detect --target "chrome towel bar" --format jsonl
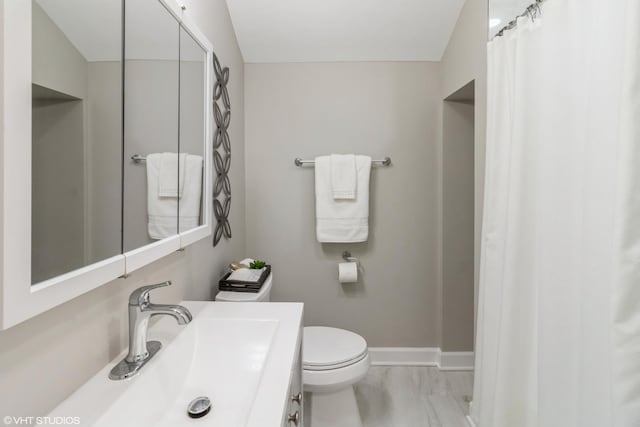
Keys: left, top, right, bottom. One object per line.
{"left": 294, "top": 157, "right": 391, "bottom": 167}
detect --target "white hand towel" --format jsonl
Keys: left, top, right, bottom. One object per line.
{"left": 330, "top": 154, "right": 357, "bottom": 199}
{"left": 315, "top": 155, "right": 372, "bottom": 243}
{"left": 158, "top": 152, "right": 186, "bottom": 198}
{"left": 147, "top": 153, "right": 203, "bottom": 240}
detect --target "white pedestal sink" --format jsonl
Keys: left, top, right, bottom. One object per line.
{"left": 49, "top": 302, "right": 303, "bottom": 427}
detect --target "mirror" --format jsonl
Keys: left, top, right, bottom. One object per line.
{"left": 29, "top": 0, "right": 208, "bottom": 284}
{"left": 178, "top": 26, "right": 206, "bottom": 233}
{"left": 123, "top": 0, "right": 180, "bottom": 252}
{"left": 31, "top": 0, "right": 123, "bottom": 284}
{"left": 0, "top": 0, "right": 213, "bottom": 329}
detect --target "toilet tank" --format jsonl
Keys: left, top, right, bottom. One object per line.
{"left": 215, "top": 273, "right": 273, "bottom": 302}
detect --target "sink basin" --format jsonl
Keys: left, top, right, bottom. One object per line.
{"left": 49, "top": 302, "right": 303, "bottom": 427}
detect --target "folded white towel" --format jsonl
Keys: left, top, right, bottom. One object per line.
{"left": 228, "top": 268, "right": 264, "bottom": 282}
{"left": 158, "top": 152, "right": 186, "bottom": 198}
{"left": 147, "top": 153, "right": 203, "bottom": 239}
{"left": 330, "top": 154, "right": 357, "bottom": 200}
{"left": 315, "top": 155, "right": 372, "bottom": 243}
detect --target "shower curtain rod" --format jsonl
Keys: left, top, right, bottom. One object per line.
{"left": 494, "top": 0, "right": 546, "bottom": 38}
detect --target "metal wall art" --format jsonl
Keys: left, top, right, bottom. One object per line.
{"left": 213, "top": 53, "right": 231, "bottom": 246}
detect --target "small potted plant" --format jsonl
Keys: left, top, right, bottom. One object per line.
{"left": 249, "top": 260, "right": 266, "bottom": 270}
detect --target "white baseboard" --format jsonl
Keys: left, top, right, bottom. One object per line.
{"left": 368, "top": 347, "right": 440, "bottom": 366}
{"left": 368, "top": 347, "right": 474, "bottom": 371}
{"left": 439, "top": 351, "right": 475, "bottom": 371}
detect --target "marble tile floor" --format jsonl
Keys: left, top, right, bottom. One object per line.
{"left": 353, "top": 366, "right": 473, "bottom": 427}
{"left": 305, "top": 366, "right": 473, "bottom": 427}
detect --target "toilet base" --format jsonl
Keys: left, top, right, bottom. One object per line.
{"left": 309, "top": 386, "right": 362, "bottom": 427}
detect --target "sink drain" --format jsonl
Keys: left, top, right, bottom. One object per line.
{"left": 187, "top": 396, "right": 212, "bottom": 419}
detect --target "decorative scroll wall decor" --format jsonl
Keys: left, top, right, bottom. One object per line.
{"left": 213, "top": 53, "right": 231, "bottom": 246}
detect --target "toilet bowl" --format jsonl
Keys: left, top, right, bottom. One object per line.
{"left": 303, "top": 326, "right": 370, "bottom": 427}
{"left": 215, "top": 270, "right": 370, "bottom": 426}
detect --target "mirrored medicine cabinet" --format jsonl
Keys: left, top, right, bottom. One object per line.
{"left": 0, "top": 0, "right": 213, "bottom": 329}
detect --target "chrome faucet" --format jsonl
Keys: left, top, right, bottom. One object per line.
{"left": 109, "top": 281, "right": 192, "bottom": 380}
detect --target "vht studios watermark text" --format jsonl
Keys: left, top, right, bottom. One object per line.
{"left": 3, "top": 416, "right": 80, "bottom": 425}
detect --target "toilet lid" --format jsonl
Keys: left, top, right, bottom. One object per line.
{"left": 303, "top": 327, "right": 368, "bottom": 370}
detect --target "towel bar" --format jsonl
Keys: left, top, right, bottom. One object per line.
{"left": 294, "top": 157, "right": 391, "bottom": 167}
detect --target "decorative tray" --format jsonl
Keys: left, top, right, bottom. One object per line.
{"left": 218, "top": 265, "right": 271, "bottom": 293}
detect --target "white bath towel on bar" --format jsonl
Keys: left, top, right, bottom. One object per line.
{"left": 315, "top": 155, "right": 372, "bottom": 243}
{"left": 330, "top": 154, "right": 357, "bottom": 199}
{"left": 147, "top": 153, "right": 203, "bottom": 239}
{"left": 158, "top": 152, "right": 186, "bottom": 198}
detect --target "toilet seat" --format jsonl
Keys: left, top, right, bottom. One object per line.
{"left": 304, "top": 353, "right": 370, "bottom": 393}
{"left": 303, "top": 327, "right": 368, "bottom": 371}
{"left": 304, "top": 352, "right": 368, "bottom": 371}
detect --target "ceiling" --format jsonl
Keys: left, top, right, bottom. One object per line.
{"left": 225, "top": 0, "right": 467, "bottom": 63}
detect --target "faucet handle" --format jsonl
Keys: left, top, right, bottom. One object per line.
{"left": 129, "top": 281, "right": 172, "bottom": 306}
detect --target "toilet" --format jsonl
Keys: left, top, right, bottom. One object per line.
{"left": 303, "top": 326, "right": 370, "bottom": 427}
{"left": 215, "top": 272, "right": 370, "bottom": 427}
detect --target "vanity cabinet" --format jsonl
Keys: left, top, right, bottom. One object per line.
{"left": 0, "top": 0, "right": 213, "bottom": 329}
{"left": 283, "top": 330, "right": 304, "bottom": 427}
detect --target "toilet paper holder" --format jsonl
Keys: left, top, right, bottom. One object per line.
{"left": 342, "top": 251, "right": 360, "bottom": 266}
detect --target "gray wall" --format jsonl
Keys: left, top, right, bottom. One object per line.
{"left": 440, "top": 0, "right": 489, "bottom": 347}
{"left": 442, "top": 97, "right": 475, "bottom": 351}
{"left": 32, "top": 97, "right": 86, "bottom": 283}
{"left": 244, "top": 0, "right": 488, "bottom": 351}
{"left": 86, "top": 61, "right": 122, "bottom": 264}
{"left": 0, "top": 0, "right": 245, "bottom": 417}
{"left": 245, "top": 62, "right": 443, "bottom": 347}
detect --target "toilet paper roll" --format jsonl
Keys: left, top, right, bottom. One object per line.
{"left": 338, "top": 262, "right": 358, "bottom": 283}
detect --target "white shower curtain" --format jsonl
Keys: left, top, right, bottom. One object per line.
{"left": 472, "top": 1, "right": 640, "bottom": 426}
